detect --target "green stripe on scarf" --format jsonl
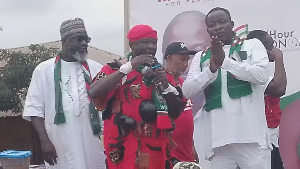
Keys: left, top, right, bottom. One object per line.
{"left": 200, "top": 37, "right": 253, "bottom": 112}
{"left": 54, "top": 53, "right": 101, "bottom": 136}
{"left": 54, "top": 55, "right": 65, "bottom": 124}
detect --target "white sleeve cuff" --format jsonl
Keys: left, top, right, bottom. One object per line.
{"left": 162, "top": 84, "right": 179, "bottom": 95}
{"left": 221, "top": 57, "right": 233, "bottom": 70}
{"left": 119, "top": 61, "right": 132, "bottom": 74}
{"left": 203, "top": 67, "right": 218, "bottom": 77}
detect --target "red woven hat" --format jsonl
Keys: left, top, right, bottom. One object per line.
{"left": 127, "top": 24, "right": 157, "bottom": 42}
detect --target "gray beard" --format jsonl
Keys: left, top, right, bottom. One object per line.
{"left": 72, "top": 51, "right": 87, "bottom": 62}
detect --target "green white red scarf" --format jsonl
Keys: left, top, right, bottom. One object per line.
{"left": 200, "top": 36, "right": 253, "bottom": 112}
{"left": 54, "top": 54, "right": 102, "bottom": 135}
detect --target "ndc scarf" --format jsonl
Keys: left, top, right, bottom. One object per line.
{"left": 54, "top": 54, "right": 102, "bottom": 135}
{"left": 127, "top": 53, "right": 172, "bottom": 130}
{"left": 200, "top": 37, "right": 253, "bottom": 112}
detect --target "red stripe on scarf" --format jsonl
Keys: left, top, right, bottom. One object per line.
{"left": 55, "top": 55, "right": 60, "bottom": 63}
{"left": 82, "top": 62, "right": 92, "bottom": 102}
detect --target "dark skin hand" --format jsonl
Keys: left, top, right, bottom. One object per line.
{"left": 143, "top": 66, "right": 154, "bottom": 79}
{"left": 90, "top": 41, "right": 183, "bottom": 119}
{"left": 144, "top": 68, "right": 183, "bottom": 120}
{"left": 209, "top": 36, "right": 225, "bottom": 73}
{"left": 142, "top": 67, "right": 169, "bottom": 88}
{"left": 158, "top": 68, "right": 183, "bottom": 120}
{"left": 31, "top": 117, "right": 58, "bottom": 165}
{"left": 153, "top": 68, "right": 169, "bottom": 89}
{"left": 89, "top": 54, "right": 154, "bottom": 99}
{"left": 131, "top": 54, "right": 155, "bottom": 70}
{"left": 41, "top": 140, "right": 58, "bottom": 166}
{"left": 265, "top": 47, "right": 287, "bottom": 97}
{"left": 209, "top": 53, "right": 221, "bottom": 73}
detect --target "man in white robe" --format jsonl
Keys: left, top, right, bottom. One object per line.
{"left": 183, "top": 7, "right": 271, "bottom": 169}
{"left": 23, "top": 18, "right": 106, "bottom": 169}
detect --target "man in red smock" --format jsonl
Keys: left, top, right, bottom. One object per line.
{"left": 90, "top": 25, "right": 185, "bottom": 169}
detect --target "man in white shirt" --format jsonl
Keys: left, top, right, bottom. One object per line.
{"left": 182, "top": 7, "right": 271, "bottom": 169}
{"left": 23, "top": 18, "right": 105, "bottom": 169}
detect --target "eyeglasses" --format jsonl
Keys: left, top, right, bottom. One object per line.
{"left": 71, "top": 35, "right": 91, "bottom": 43}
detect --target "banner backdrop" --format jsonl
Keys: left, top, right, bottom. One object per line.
{"left": 127, "top": 0, "right": 300, "bottom": 168}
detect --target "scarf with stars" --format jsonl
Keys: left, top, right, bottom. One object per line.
{"left": 54, "top": 53, "right": 102, "bottom": 136}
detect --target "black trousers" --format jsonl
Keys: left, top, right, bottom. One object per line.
{"left": 271, "top": 144, "right": 284, "bottom": 169}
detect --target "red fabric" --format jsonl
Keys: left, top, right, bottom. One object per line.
{"left": 264, "top": 95, "right": 282, "bottom": 128}
{"left": 97, "top": 66, "right": 170, "bottom": 169}
{"left": 119, "top": 71, "right": 169, "bottom": 168}
{"left": 81, "top": 61, "right": 92, "bottom": 101}
{"left": 166, "top": 74, "right": 194, "bottom": 162}
{"left": 92, "top": 65, "right": 119, "bottom": 111}
{"left": 127, "top": 24, "right": 157, "bottom": 42}
{"left": 157, "top": 111, "right": 173, "bottom": 129}
{"left": 172, "top": 109, "right": 194, "bottom": 162}
{"left": 279, "top": 99, "right": 300, "bottom": 169}
{"left": 155, "top": 72, "right": 174, "bottom": 130}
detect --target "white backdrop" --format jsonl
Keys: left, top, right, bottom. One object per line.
{"left": 127, "top": 0, "right": 300, "bottom": 108}
{"left": 127, "top": 0, "right": 300, "bottom": 168}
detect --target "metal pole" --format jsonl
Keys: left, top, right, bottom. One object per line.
{"left": 124, "top": 0, "right": 130, "bottom": 57}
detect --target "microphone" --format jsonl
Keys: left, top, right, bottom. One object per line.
{"left": 151, "top": 58, "right": 166, "bottom": 94}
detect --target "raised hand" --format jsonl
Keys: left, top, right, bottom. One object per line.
{"left": 209, "top": 54, "right": 221, "bottom": 73}
{"left": 210, "top": 36, "right": 225, "bottom": 66}
{"left": 267, "top": 47, "right": 283, "bottom": 62}
{"left": 131, "top": 54, "right": 155, "bottom": 70}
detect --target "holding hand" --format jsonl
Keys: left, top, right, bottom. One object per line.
{"left": 131, "top": 54, "right": 155, "bottom": 70}
{"left": 143, "top": 67, "right": 155, "bottom": 79}
{"left": 153, "top": 68, "right": 169, "bottom": 89}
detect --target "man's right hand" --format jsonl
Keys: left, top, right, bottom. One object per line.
{"left": 210, "top": 36, "right": 225, "bottom": 66}
{"left": 209, "top": 55, "right": 220, "bottom": 73}
{"left": 130, "top": 54, "right": 155, "bottom": 70}
{"left": 41, "top": 139, "right": 58, "bottom": 166}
